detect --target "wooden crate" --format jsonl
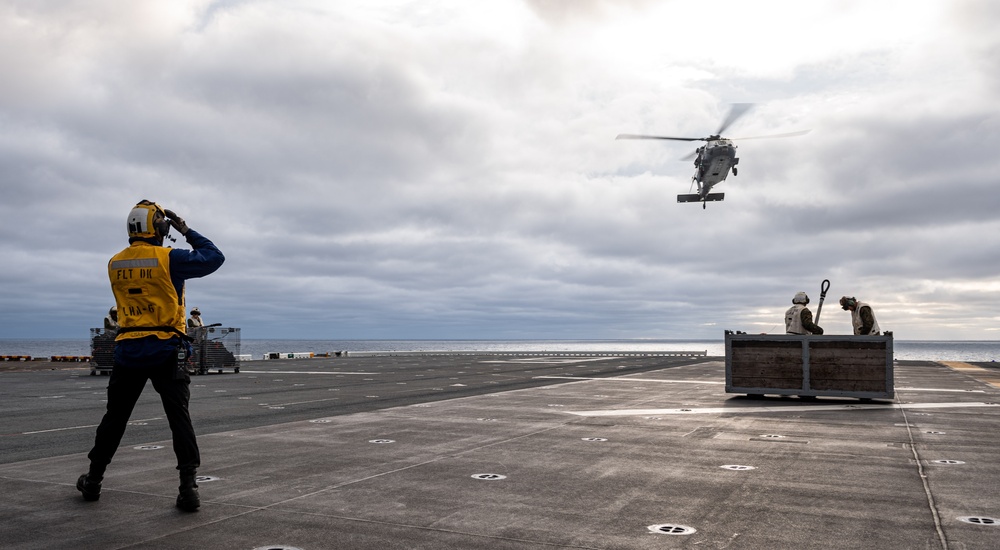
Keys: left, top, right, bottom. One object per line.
{"left": 725, "top": 333, "right": 893, "bottom": 399}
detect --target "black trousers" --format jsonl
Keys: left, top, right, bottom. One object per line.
{"left": 87, "top": 356, "right": 200, "bottom": 474}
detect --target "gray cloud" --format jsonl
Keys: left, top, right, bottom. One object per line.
{"left": 2, "top": 0, "right": 999, "bottom": 342}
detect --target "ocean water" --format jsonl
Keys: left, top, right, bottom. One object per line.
{"left": 2, "top": 338, "right": 999, "bottom": 363}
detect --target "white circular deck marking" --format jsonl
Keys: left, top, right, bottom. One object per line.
{"left": 648, "top": 524, "right": 697, "bottom": 535}
{"left": 958, "top": 516, "right": 998, "bottom": 526}
{"left": 721, "top": 465, "right": 756, "bottom": 471}
{"left": 471, "top": 473, "right": 506, "bottom": 480}
{"left": 369, "top": 439, "right": 395, "bottom": 444}
{"left": 133, "top": 445, "right": 163, "bottom": 450}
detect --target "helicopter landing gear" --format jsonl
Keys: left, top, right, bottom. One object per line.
{"left": 733, "top": 166, "right": 738, "bottom": 176}
{"left": 703, "top": 201, "right": 707, "bottom": 210}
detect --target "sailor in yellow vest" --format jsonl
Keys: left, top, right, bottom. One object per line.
{"left": 78, "top": 200, "right": 224, "bottom": 512}
{"left": 784, "top": 291, "right": 824, "bottom": 335}
{"left": 839, "top": 296, "right": 881, "bottom": 335}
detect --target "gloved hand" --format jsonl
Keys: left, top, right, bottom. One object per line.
{"left": 163, "top": 209, "right": 190, "bottom": 235}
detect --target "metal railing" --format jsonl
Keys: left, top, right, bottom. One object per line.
{"left": 89, "top": 326, "right": 242, "bottom": 375}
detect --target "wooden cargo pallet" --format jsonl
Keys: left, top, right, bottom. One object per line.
{"left": 725, "top": 333, "right": 894, "bottom": 399}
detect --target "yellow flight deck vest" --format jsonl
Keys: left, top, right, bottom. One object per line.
{"left": 109, "top": 243, "right": 186, "bottom": 342}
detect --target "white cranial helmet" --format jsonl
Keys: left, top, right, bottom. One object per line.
{"left": 792, "top": 292, "right": 809, "bottom": 305}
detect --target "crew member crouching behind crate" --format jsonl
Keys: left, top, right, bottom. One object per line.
{"left": 785, "top": 291, "right": 824, "bottom": 335}
{"left": 77, "top": 200, "right": 224, "bottom": 512}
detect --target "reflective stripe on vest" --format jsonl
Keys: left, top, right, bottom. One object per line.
{"left": 109, "top": 243, "right": 185, "bottom": 341}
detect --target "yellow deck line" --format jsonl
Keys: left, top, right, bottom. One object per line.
{"left": 941, "top": 361, "right": 1000, "bottom": 388}
{"left": 941, "top": 361, "right": 987, "bottom": 372}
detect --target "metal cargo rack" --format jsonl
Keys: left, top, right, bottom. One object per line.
{"left": 186, "top": 325, "right": 241, "bottom": 375}
{"left": 89, "top": 328, "right": 116, "bottom": 376}
{"left": 89, "top": 326, "right": 242, "bottom": 376}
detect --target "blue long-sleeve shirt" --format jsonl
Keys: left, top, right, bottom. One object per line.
{"left": 114, "top": 229, "right": 225, "bottom": 366}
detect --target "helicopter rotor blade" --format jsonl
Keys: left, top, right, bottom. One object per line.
{"left": 616, "top": 133, "right": 704, "bottom": 142}
{"left": 731, "top": 130, "right": 811, "bottom": 140}
{"left": 715, "top": 103, "right": 754, "bottom": 136}
{"left": 680, "top": 150, "right": 698, "bottom": 161}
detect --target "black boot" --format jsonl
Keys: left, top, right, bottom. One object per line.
{"left": 176, "top": 473, "right": 200, "bottom": 512}
{"left": 77, "top": 473, "right": 103, "bottom": 502}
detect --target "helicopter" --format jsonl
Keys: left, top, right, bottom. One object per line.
{"left": 617, "top": 103, "right": 809, "bottom": 208}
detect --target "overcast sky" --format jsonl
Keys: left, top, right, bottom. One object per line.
{"left": 2, "top": 0, "right": 999, "bottom": 341}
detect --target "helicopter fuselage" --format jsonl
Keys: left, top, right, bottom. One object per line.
{"left": 693, "top": 138, "right": 738, "bottom": 196}
{"left": 617, "top": 103, "right": 807, "bottom": 208}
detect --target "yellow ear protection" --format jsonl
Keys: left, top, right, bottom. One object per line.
{"left": 127, "top": 200, "right": 170, "bottom": 239}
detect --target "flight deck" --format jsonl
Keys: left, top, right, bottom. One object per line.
{"left": 2, "top": 353, "right": 999, "bottom": 549}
